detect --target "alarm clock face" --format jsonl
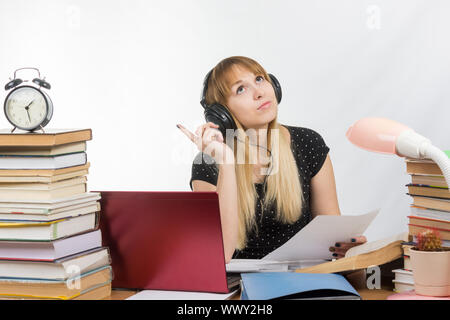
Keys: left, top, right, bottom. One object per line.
{"left": 4, "top": 85, "right": 52, "bottom": 131}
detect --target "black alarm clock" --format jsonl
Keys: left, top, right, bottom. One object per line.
{"left": 4, "top": 67, "right": 53, "bottom": 132}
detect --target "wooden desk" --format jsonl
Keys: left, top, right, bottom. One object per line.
{"left": 105, "top": 289, "right": 137, "bottom": 300}
{"left": 105, "top": 269, "right": 397, "bottom": 300}
{"left": 105, "top": 287, "right": 395, "bottom": 300}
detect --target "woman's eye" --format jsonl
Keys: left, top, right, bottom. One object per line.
{"left": 256, "top": 75, "right": 264, "bottom": 83}
{"left": 236, "top": 86, "right": 245, "bottom": 94}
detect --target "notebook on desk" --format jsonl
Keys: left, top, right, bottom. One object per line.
{"left": 97, "top": 191, "right": 240, "bottom": 293}
{"left": 240, "top": 272, "right": 361, "bottom": 300}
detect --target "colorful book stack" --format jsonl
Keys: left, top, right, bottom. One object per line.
{"left": 0, "top": 129, "right": 112, "bottom": 300}
{"left": 392, "top": 150, "right": 450, "bottom": 293}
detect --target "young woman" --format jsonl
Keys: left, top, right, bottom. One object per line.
{"left": 178, "top": 56, "right": 366, "bottom": 263}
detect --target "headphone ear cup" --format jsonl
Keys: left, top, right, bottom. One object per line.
{"left": 32, "top": 78, "right": 51, "bottom": 89}
{"left": 268, "top": 74, "right": 282, "bottom": 104}
{"left": 4, "top": 79, "right": 23, "bottom": 90}
{"left": 203, "top": 103, "right": 237, "bottom": 140}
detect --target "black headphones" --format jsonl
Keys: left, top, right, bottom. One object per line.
{"left": 4, "top": 67, "right": 51, "bottom": 91}
{"left": 200, "top": 68, "right": 282, "bottom": 139}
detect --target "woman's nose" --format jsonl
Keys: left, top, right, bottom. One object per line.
{"left": 254, "top": 87, "right": 264, "bottom": 100}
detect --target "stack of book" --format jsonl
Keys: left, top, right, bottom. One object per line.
{"left": 392, "top": 266, "right": 414, "bottom": 293}
{"left": 393, "top": 150, "right": 450, "bottom": 293}
{"left": 0, "top": 129, "right": 112, "bottom": 300}
{"left": 405, "top": 150, "right": 450, "bottom": 245}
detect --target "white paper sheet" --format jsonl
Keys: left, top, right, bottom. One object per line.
{"left": 226, "top": 258, "right": 327, "bottom": 273}
{"left": 126, "top": 289, "right": 239, "bottom": 300}
{"left": 262, "top": 209, "right": 380, "bottom": 261}
{"left": 226, "top": 259, "right": 290, "bottom": 273}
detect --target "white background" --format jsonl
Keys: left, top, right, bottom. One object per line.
{"left": 1, "top": 0, "right": 449, "bottom": 241}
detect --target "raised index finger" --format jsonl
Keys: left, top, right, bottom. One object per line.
{"left": 176, "top": 124, "right": 198, "bottom": 143}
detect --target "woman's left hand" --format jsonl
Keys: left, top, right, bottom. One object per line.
{"left": 329, "top": 236, "right": 367, "bottom": 259}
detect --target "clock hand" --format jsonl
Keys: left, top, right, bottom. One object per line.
{"left": 26, "top": 108, "right": 32, "bottom": 123}
{"left": 24, "top": 100, "right": 35, "bottom": 123}
{"left": 24, "top": 100, "right": 35, "bottom": 109}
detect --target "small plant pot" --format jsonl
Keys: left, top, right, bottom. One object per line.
{"left": 409, "top": 249, "right": 450, "bottom": 297}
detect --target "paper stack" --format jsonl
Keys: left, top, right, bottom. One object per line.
{"left": 0, "top": 129, "right": 112, "bottom": 300}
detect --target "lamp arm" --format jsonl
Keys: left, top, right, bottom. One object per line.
{"left": 422, "top": 145, "right": 450, "bottom": 189}
{"left": 396, "top": 130, "right": 450, "bottom": 188}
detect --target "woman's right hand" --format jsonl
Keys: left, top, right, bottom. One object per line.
{"left": 177, "top": 122, "right": 234, "bottom": 165}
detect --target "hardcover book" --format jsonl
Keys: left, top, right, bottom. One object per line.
{"left": 0, "top": 129, "right": 92, "bottom": 147}
{"left": 0, "top": 265, "right": 111, "bottom": 300}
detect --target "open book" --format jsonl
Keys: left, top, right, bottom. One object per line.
{"left": 295, "top": 232, "right": 408, "bottom": 274}
{"left": 227, "top": 232, "right": 407, "bottom": 274}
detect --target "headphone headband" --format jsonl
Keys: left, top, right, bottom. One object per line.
{"left": 200, "top": 69, "right": 213, "bottom": 110}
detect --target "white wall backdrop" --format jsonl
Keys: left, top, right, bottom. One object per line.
{"left": 1, "top": 0, "right": 449, "bottom": 241}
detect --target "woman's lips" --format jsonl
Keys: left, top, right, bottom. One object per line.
{"left": 257, "top": 101, "right": 271, "bottom": 110}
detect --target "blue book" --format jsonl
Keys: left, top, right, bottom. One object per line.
{"left": 241, "top": 272, "right": 361, "bottom": 300}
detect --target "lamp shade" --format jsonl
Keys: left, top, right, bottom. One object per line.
{"left": 346, "top": 117, "right": 450, "bottom": 189}
{"left": 346, "top": 117, "right": 412, "bottom": 156}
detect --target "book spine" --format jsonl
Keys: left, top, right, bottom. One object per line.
{"left": 408, "top": 224, "right": 450, "bottom": 240}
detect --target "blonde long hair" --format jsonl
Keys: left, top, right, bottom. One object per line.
{"left": 205, "top": 56, "right": 303, "bottom": 250}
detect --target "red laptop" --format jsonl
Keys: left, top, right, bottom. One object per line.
{"left": 98, "top": 191, "right": 240, "bottom": 293}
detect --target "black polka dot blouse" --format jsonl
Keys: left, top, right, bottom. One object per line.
{"left": 189, "top": 125, "right": 330, "bottom": 259}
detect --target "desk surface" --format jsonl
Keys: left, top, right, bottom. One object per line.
{"left": 105, "top": 271, "right": 397, "bottom": 300}
{"left": 105, "top": 287, "right": 395, "bottom": 300}
{"left": 105, "top": 270, "right": 395, "bottom": 300}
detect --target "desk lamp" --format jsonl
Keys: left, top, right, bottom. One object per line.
{"left": 346, "top": 117, "right": 450, "bottom": 188}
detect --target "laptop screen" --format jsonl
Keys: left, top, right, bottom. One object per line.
{"left": 97, "top": 191, "right": 231, "bottom": 293}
